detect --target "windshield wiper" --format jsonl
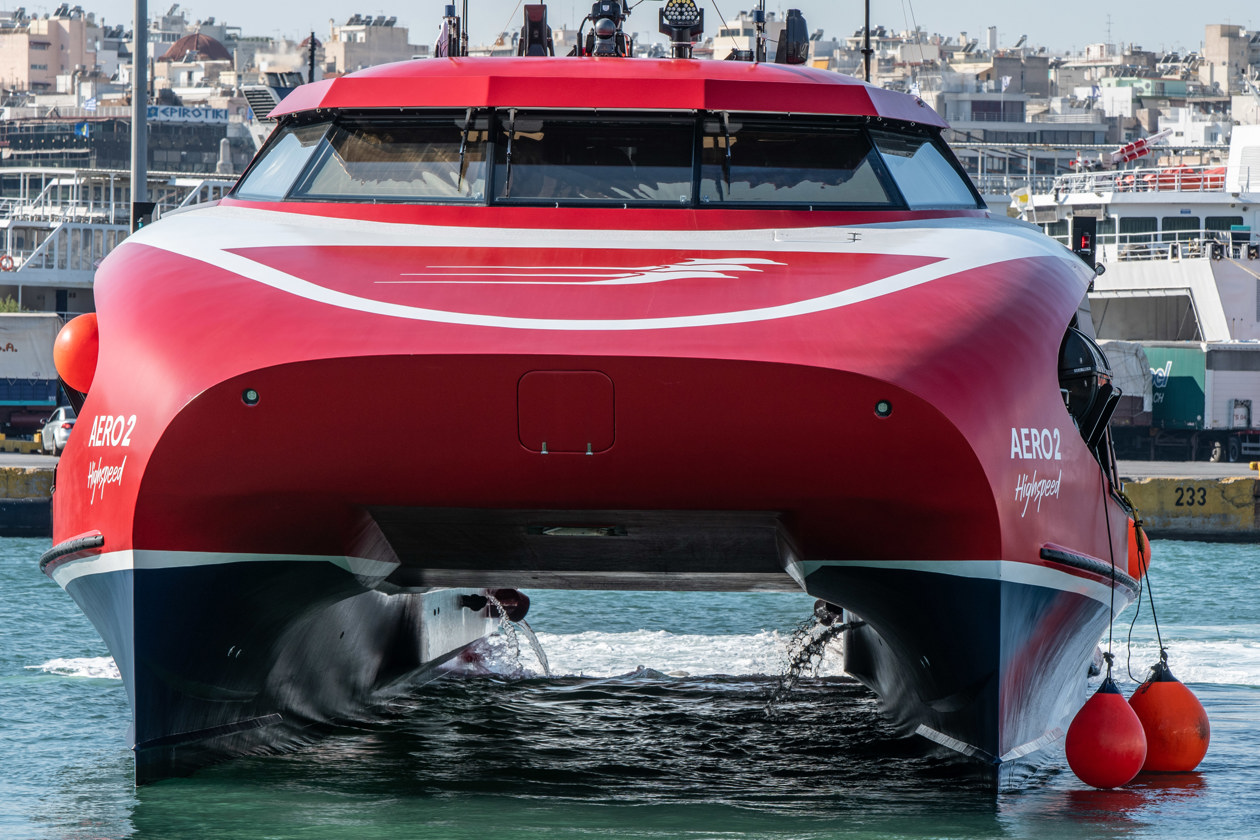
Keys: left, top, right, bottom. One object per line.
{"left": 503, "top": 108, "right": 517, "bottom": 198}
{"left": 720, "top": 111, "right": 732, "bottom": 201}
{"left": 457, "top": 107, "right": 473, "bottom": 191}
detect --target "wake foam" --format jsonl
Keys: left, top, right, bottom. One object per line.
{"left": 458, "top": 627, "right": 1260, "bottom": 687}
{"left": 27, "top": 657, "right": 121, "bottom": 680}
{"left": 1120, "top": 633, "right": 1260, "bottom": 688}
{"left": 25, "top": 630, "right": 1256, "bottom": 688}
{"left": 452, "top": 628, "right": 848, "bottom": 680}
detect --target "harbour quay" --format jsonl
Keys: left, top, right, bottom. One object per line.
{"left": 3, "top": 460, "right": 1259, "bottom": 540}
{"left": 1118, "top": 462, "right": 1260, "bottom": 542}
{"left": 0, "top": 463, "right": 52, "bottom": 537}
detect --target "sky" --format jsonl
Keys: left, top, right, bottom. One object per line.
{"left": 76, "top": 0, "right": 1257, "bottom": 55}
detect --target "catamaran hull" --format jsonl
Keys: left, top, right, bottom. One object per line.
{"left": 803, "top": 559, "right": 1132, "bottom": 787}
{"left": 44, "top": 51, "right": 1140, "bottom": 786}
{"left": 45, "top": 551, "right": 495, "bottom": 784}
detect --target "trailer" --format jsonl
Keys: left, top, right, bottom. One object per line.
{"left": 1106, "top": 340, "right": 1260, "bottom": 461}
{"left": 0, "top": 313, "right": 62, "bottom": 434}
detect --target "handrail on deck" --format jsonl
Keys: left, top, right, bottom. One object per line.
{"left": 1052, "top": 163, "right": 1238, "bottom": 195}
{"left": 2, "top": 168, "right": 235, "bottom": 271}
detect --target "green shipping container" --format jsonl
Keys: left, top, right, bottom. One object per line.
{"left": 1144, "top": 345, "right": 1206, "bottom": 429}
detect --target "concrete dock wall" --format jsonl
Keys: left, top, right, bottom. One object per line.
{"left": 0, "top": 466, "right": 1255, "bottom": 542}
{"left": 0, "top": 466, "right": 53, "bottom": 537}
{"left": 1122, "top": 476, "right": 1260, "bottom": 542}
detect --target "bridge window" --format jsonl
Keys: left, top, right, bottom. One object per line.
{"left": 700, "top": 119, "right": 894, "bottom": 206}
{"left": 291, "top": 114, "right": 489, "bottom": 202}
{"left": 869, "top": 129, "right": 979, "bottom": 208}
{"left": 231, "top": 110, "right": 981, "bottom": 212}
{"left": 494, "top": 113, "right": 693, "bottom": 204}
{"left": 234, "top": 122, "right": 330, "bottom": 201}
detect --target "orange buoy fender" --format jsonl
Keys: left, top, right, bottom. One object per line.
{"left": 53, "top": 313, "right": 99, "bottom": 394}
{"left": 1129, "top": 661, "right": 1210, "bottom": 772}
{"left": 1066, "top": 676, "right": 1148, "bottom": 788}
{"left": 1127, "top": 518, "right": 1151, "bottom": 579}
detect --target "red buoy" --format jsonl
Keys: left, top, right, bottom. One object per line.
{"left": 53, "top": 313, "right": 99, "bottom": 394}
{"left": 1129, "top": 660, "right": 1210, "bottom": 772}
{"left": 1066, "top": 676, "right": 1147, "bottom": 788}
{"left": 1126, "top": 517, "right": 1151, "bottom": 580}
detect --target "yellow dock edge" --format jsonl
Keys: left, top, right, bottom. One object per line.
{"left": 1121, "top": 475, "right": 1260, "bottom": 542}
{"left": 0, "top": 466, "right": 55, "bottom": 500}
{"left": 0, "top": 440, "right": 44, "bottom": 455}
{"left": 0, "top": 467, "right": 1255, "bottom": 541}
{"left": 0, "top": 466, "right": 54, "bottom": 538}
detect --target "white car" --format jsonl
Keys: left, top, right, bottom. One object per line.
{"left": 41, "top": 405, "right": 76, "bottom": 455}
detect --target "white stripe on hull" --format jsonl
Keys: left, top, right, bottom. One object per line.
{"left": 788, "top": 557, "right": 1125, "bottom": 608}
{"left": 50, "top": 549, "right": 400, "bottom": 589}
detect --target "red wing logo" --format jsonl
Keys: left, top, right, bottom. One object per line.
{"left": 389, "top": 257, "right": 783, "bottom": 285}
{"left": 230, "top": 245, "right": 941, "bottom": 324}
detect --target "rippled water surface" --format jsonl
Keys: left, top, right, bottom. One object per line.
{"left": 2, "top": 538, "right": 1257, "bottom": 839}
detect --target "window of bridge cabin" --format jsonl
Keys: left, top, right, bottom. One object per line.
{"left": 289, "top": 114, "right": 490, "bottom": 202}
{"left": 699, "top": 119, "right": 894, "bottom": 206}
{"left": 869, "top": 129, "right": 982, "bottom": 209}
{"left": 493, "top": 113, "right": 694, "bottom": 204}
{"left": 233, "top": 121, "right": 330, "bottom": 201}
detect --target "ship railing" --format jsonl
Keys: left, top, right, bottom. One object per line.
{"left": 1047, "top": 228, "right": 1253, "bottom": 263}
{"left": 8, "top": 222, "right": 129, "bottom": 276}
{"left": 970, "top": 174, "right": 1060, "bottom": 196}
{"left": 1, "top": 168, "right": 235, "bottom": 275}
{"left": 1028, "top": 113, "right": 1106, "bottom": 124}
{"left": 171, "top": 178, "right": 236, "bottom": 210}
{"left": 1051, "top": 163, "right": 1229, "bottom": 195}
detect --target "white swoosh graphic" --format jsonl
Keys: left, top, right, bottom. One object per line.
{"left": 390, "top": 257, "right": 785, "bottom": 285}
{"left": 125, "top": 206, "right": 1085, "bottom": 331}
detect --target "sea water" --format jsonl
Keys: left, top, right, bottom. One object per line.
{"left": 1, "top": 536, "right": 1257, "bottom": 840}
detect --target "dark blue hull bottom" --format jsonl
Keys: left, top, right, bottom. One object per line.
{"left": 57, "top": 549, "right": 1127, "bottom": 788}
{"left": 802, "top": 562, "right": 1119, "bottom": 789}
{"left": 61, "top": 558, "right": 493, "bottom": 784}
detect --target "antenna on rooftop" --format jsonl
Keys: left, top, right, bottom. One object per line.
{"left": 754, "top": 0, "right": 766, "bottom": 62}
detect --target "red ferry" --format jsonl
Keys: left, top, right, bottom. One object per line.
{"left": 41, "top": 1, "right": 1143, "bottom": 787}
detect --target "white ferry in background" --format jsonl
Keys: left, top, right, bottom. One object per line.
{"left": 1018, "top": 125, "right": 1260, "bottom": 461}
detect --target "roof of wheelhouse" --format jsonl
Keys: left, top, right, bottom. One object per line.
{"left": 268, "top": 57, "right": 946, "bottom": 127}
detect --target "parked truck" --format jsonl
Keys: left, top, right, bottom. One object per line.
{"left": 0, "top": 313, "right": 63, "bottom": 435}
{"left": 1103, "top": 340, "right": 1260, "bottom": 462}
